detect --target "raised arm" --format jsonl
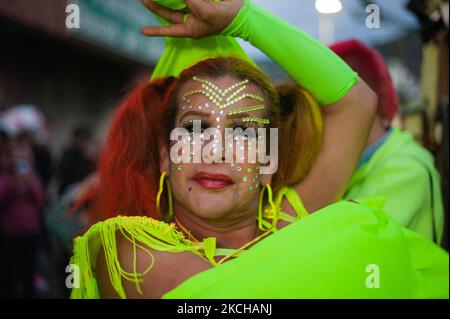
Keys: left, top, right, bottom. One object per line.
{"left": 219, "top": 0, "right": 377, "bottom": 211}
{"left": 141, "top": 0, "right": 377, "bottom": 212}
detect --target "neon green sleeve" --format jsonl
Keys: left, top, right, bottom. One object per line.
{"left": 151, "top": 0, "right": 254, "bottom": 79}
{"left": 221, "top": 0, "right": 359, "bottom": 105}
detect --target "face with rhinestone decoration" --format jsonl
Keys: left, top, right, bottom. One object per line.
{"left": 159, "top": 71, "right": 277, "bottom": 221}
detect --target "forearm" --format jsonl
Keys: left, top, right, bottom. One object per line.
{"left": 222, "top": 0, "right": 358, "bottom": 104}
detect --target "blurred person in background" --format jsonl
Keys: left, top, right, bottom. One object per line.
{"left": 331, "top": 39, "right": 445, "bottom": 244}
{"left": 44, "top": 172, "right": 98, "bottom": 298}
{"left": 57, "top": 125, "right": 97, "bottom": 196}
{"left": 31, "top": 132, "right": 54, "bottom": 192}
{"left": 0, "top": 129, "right": 8, "bottom": 160}
{"left": 0, "top": 105, "right": 54, "bottom": 193}
{"left": 0, "top": 130, "right": 45, "bottom": 298}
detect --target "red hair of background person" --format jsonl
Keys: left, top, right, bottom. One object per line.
{"left": 330, "top": 39, "right": 399, "bottom": 122}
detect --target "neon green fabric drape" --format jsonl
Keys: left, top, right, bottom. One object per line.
{"left": 163, "top": 199, "right": 448, "bottom": 299}
{"left": 150, "top": 0, "right": 254, "bottom": 79}
{"left": 345, "top": 128, "right": 445, "bottom": 244}
{"left": 69, "top": 195, "right": 449, "bottom": 299}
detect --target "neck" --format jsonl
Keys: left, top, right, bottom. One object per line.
{"left": 174, "top": 207, "right": 259, "bottom": 249}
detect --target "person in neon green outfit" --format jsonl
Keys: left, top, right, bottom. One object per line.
{"left": 330, "top": 39, "right": 445, "bottom": 244}
{"left": 69, "top": 0, "right": 448, "bottom": 299}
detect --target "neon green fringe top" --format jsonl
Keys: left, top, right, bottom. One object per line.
{"left": 70, "top": 187, "right": 449, "bottom": 299}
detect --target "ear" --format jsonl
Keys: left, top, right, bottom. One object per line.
{"left": 259, "top": 173, "right": 273, "bottom": 186}
{"left": 159, "top": 144, "right": 170, "bottom": 176}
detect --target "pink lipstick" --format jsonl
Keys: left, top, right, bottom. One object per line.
{"left": 193, "top": 172, "right": 234, "bottom": 190}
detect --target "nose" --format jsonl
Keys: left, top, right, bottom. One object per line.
{"left": 202, "top": 136, "right": 224, "bottom": 164}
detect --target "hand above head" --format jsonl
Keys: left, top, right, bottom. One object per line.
{"left": 141, "top": 0, "right": 244, "bottom": 38}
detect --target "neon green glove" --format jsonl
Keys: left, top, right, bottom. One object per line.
{"left": 222, "top": 0, "right": 359, "bottom": 105}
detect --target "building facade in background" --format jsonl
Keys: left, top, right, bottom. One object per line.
{"left": 0, "top": 0, "right": 163, "bottom": 154}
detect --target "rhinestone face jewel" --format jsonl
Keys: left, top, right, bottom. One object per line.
{"left": 241, "top": 117, "right": 270, "bottom": 125}
{"left": 181, "top": 77, "right": 266, "bottom": 110}
{"left": 227, "top": 105, "right": 266, "bottom": 116}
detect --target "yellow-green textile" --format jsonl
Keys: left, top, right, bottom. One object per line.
{"left": 150, "top": 0, "right": 254, "bottom": 80}
{"left": 70, "top": 187, "right": 449, "bottom": 299}
{"left": 164, "top": 199, "right": 448, "bottom": 299}
{"left": 345, "top": 127, "right": 445, "bottom": 244}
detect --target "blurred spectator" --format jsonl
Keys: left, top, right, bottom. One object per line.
{"left": 0, "top": 129, "right": 8, "bottom": 163}
{"left": 57, "top": 125, "right": 96, "bottom": 196}
{"left": 32, "top": 137, "right": 54, "bottom": 192}
{"left": 0, "top": 105, "right": 54, "bottom": 191}
{"left": 331, "top": 39, "right": 444, "bottom": 244}
{"left": 44, "top": 172, "right": 98, "bottom": 297}
{"left": 0, "top": 132, "right": 45, "bottom": 298}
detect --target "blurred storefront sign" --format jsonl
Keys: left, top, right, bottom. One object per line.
{"left": 68, "top": 0, "right": 164, "bottom": 65}
{"left": 0, "top": 0, "right": 164, "bottom": 66}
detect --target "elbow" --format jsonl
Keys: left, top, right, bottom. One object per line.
{"left": 325, "top": 80, "right": 378, "bottom": 119}
{"left": 342, "top": 80, "right": 378, "bottom": 125}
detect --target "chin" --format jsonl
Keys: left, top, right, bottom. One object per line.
{"left": 192, "top": 194, "right": 234, "bottom": 215}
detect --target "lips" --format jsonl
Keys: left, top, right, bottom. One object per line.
{"left": 193, "top": 172, "right": 234, "bottom": 190}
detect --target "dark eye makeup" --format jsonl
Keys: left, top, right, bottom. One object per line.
{"left": 179, "top": 119, "right": 261, "bottom": 133}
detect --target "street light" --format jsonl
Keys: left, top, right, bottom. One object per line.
{"left": 315, "top": 0, "right": 342, "bottom": 44}
{"left": 315, "top": 0, "right": 342, "bottom": 14}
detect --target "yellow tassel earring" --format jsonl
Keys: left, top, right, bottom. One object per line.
{"left": 156, "top": 171, "right": 173, "bottom": 222}
{"left": 257, "top": 183, "right": 279, "bottom": 231}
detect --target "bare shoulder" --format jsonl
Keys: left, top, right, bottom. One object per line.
{"left": 96, "top": 232, "right": 212, "bottom": 299}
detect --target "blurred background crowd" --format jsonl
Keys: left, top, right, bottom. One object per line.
{"left": 0, "top": 0, "right": 448, "bottom": 298}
